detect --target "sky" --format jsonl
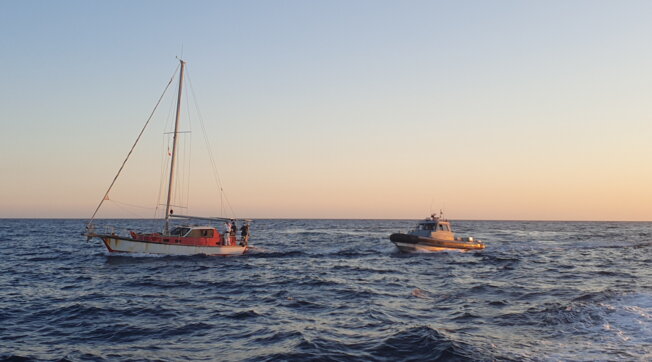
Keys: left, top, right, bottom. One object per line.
{"left": 1, "top": 1, "right": 652, "bottom": 221}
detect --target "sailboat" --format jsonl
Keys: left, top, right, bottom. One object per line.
{"left": 85, "top": 59, "right": 250, "bottom": 256}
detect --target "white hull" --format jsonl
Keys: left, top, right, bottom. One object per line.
{"left": 101, "top": 236, "right": 247, "bottom": 256}
{"left": 393, "top": 242, "right": 471, "bottom": 253}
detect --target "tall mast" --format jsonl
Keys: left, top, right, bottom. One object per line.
{"left": 164, "top": 59, "right": 185, "bottom": 234}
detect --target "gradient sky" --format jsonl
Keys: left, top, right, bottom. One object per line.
{"left": 1, "top": 1, "right": 652, "bottom": 220}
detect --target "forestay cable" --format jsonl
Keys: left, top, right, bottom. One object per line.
{"left": 86, "top": 65, "right": 180, "bottom": 229}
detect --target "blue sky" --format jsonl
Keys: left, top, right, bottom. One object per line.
{"left": 1, "top": 1, "right": 652, "bottom": 220}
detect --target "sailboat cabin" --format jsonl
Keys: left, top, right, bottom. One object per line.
{"left": 129, "top": 226, "right": 235, "bottom": 246}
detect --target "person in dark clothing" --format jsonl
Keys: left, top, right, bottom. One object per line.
{"left": 240, "top": 223, "right": 250, "bottom": 246}
{"left": 230, "top": 220, "right": 237, "bottom": 237}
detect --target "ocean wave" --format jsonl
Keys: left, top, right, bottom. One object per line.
{"left": 0, "top": 354, "right": 35, "bottom": 362}
{"left": 225, "top": 309, "right": 262, "bottom": 320}
{"left": 492, "top": 291, "right": 652, "bottom": 353}
{"left": 283, "top": 298, "right": 326, "bottom": 311}
{"left": 368, "top": 326, "right": 483, "bottom": 361}
{"left": 250, "top": 250, "right": 307, "bottom": 258}
{"left": 251, "top": 329, "right": 304, "bottom": 345}
{"left": 252, "top": 326, "right": 483, "bottom": 361}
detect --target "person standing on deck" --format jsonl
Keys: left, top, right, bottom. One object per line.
{"left": 240, "top": 223, "right": 250, "bottom": 246}
{"left": 230, "top": 220, "right": 237, "bottom": 245}
{"left": 223, "top": 221, "right": 232, "bottom": 245}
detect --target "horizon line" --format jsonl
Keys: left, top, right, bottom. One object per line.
{"left": 1, "top": 217, "right": 651, "bottom": 223}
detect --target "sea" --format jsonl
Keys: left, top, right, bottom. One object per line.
{"left": 1, "top": 218, "right": 651, "bottom": 361}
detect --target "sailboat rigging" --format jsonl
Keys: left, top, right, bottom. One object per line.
{"left": 85, "top": 59, "right": 250, "bottom": 256}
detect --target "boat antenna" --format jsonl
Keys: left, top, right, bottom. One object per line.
{"left": 164, "top": 58, "right": 186, "bottom": 235}
{"left": 86, "top": 64, "right": 179, "bottom": 231}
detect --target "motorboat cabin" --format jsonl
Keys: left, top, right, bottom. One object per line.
{"left": 411, "top": 216, "right": 456, "bottom": 241}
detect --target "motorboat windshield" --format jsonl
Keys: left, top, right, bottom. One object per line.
{"left": 417, "top": 221, "right": 437, "bottom": 231}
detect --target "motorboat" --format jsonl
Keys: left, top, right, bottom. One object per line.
{"left": 390, "top": 213, "right": 485, "bottom": 252}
